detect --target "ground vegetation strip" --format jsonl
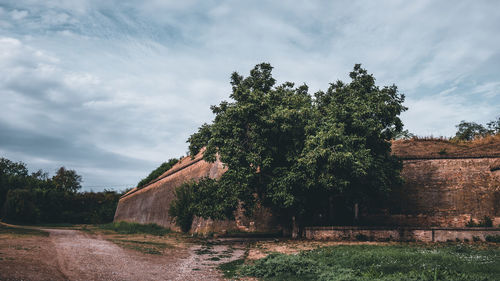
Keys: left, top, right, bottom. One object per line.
{"left": 226, "top": 242, "right": 500, "bottom": 281}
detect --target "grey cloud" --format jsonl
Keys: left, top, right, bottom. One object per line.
{"left": 0, "top": 0, "right": 499, "bottom": 190}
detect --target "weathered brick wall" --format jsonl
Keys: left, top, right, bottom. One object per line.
{"left": 365, "top": 157, "right": 500, "bottom": 227}
{"left": 114, "top": 153, "right": 280, "bottom": 234}
{"left": 115, "top": 146, "right": 499, "bottom": 231}
{"left": 304, "top": 226, "right": 500, "bottom": 242}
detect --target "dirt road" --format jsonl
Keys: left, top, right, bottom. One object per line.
{"left": 1, "top": 228, "right": 247, "bottom": 281}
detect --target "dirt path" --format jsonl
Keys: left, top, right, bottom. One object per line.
{"left": 42, "top": 229, "right": 247, "bottom": 281}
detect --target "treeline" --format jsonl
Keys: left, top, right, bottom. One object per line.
{"left": 0, "top": 157, "right": 121, "bottom": 224}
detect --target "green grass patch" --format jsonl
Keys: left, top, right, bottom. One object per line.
{"left": 218, "top": 258, "right": 245, "bottom": 279}
{"left": 0, "top": 224, "right": 49, "bottom": 237}
{"left": 237, "top": 244, "right": 500, "bottom": 281}
{"left": 98, "top": 221, "right": 172, "bottom": 236}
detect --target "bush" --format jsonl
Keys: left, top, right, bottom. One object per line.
{"left": 137, "top": 158, "right": 179, "bottom": 188}
{"left": 485, "top": 235, "right": 500, "bottom": 243}
{"left": 168, "top": 183, "right": 194, "bottom": 232}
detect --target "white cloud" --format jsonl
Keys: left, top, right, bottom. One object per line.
{"left": 0, "top": 0, "right": 499, "bottom": 190}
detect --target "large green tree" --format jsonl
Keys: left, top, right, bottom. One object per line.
{"left": 185, "top": 63, "right": 406, "bottom": 233}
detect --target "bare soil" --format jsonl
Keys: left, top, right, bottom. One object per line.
{"left": 0, "top": 227, "right": 248, "bottom": 281}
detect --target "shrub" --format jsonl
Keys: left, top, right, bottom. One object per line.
{"left": 480, "top": 216, "right": 493, "bottom": 227}
{"left": 485, "top": 235, "right": 500, "bottom": 242}
{"left": 168, "top": 183, "right": 194, "bottom": 232}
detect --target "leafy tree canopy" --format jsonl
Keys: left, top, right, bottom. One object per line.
{"left": 185, "top": 63, "right": 407, "bottom": 228}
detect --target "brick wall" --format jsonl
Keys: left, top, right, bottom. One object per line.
{"left": 365, "top": 157, "right": 500, "bottom": 227}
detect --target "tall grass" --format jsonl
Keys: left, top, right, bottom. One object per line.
{"left": 238, "top": 244, "right": 500, "bottom": 281}
{"left": 99, "top": 221, "right": 172, "bottom": 236}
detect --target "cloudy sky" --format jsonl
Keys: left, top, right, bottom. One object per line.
{"left": 0, "top": 0, "right": 499, "bottom": 191}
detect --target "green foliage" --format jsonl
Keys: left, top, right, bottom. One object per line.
{"left": 52, "top": 167, "right": 82, "bottom": 193}
{"left": 187, "top": 123, "right": 212, "bottom": 157}
{"left": 186, "top": 63, "right": 407, "bottom": 228}
{"left": 454, "top": 121, "right": 490, "bottom": 141}
{"left": 168, "top": 183, "right": 194, "bottom": 232}
{"left": 485, "top": 235, "right": 500, "bottom": 242}
{"left": 100, "top": 221, "right": 172, "bottom": 236}
{"left": 237, "top": 244, "right": 500, "bottom": 280}
{"left": 137, "top": 158, "right": 179, "bottom": 188}
{"left": 0, "top": 157, "right": 120, "bottom": 224}
{"left": 2, "top": 189, "right": 40, "bottom": 223}
{"left": 453, "top": 117, "right": 500, "bottom": 141}
{"left": 218, "top": 258, "right": 245, "bottom": 278}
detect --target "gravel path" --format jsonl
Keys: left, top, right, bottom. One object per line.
{"left": 43, "top": 229, "right": 247, "bottom": 281}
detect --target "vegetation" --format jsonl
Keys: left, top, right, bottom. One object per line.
{"left": 231, "top": 244, "right": 500, "bottom": 281}
{"left": 99, "top": 221, "right": 172, "bottom": 236}
{"left": 0, "top": 223, "right": 48, "bottom": 237}
{"left": 0, "top": 157, "right": 121, "bottom": 224}
{"left": 108, "top": 238, "right": 173, "bottom": 255}
{"left": 168, "top": 183, "right": 194, "bottom": 232}
{"left": 177, "top": 63, "right": 407, "bottom": 231}
{"left": 453, "top": 117, "right": 500, "bottom": 141}
{"left": 136, "top": 158, "right": 179, "bottom": 188}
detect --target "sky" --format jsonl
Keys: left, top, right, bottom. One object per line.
{"left": 0, "top": 0, "right": 499, "bottom": 191}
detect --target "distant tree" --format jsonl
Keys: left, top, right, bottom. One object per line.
{"left": 0, "top": 158, "right": 29, "bottom": 209}
{"left": 182, "top": 63, "right": 406, "bottom": 234}
{"left": 486, "top": 117, "right": 500, "bottom": 135}
{"left": 137, "top": 158, "right": 179, "bottom": 188}
{"left": 52, "top": 167, "right": 82, "bottom": 193}
{"left": 454, "top": 121, "right": 489, "bottom": 141}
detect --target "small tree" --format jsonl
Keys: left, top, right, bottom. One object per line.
{"left": 168, "top": 183, "right": 194, "bottom": 232}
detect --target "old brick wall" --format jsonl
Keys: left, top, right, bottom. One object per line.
{"left": 115, "top": 140, "right": 500, "bottom": 232}
{"left": 365, "top": 157, "right": 500, "bottom": 227}
{"left": 114, "top": 153, "right": 280, "bottom": 234}
{"left": 304, "top": 226, "right": 500, "bottom": 242}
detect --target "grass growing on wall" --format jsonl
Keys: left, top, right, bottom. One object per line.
{"left": 99, "top": 221, "right": 172, "bottom": 236}
{"left": 232, "top": 244, "right": 500, "bottom": 281}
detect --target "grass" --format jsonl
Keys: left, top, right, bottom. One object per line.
{"left": 218, "top": 258, "right": 245, "bottom": 278}
{"left": 98, "top": 221, "right": 172, "bottom": 236}
{"left": 109, "top": 238, "right": 173, "bottom": 255}
{"left": 0, "top": 223, "right": 49, "bottom": 237}
{"left": 226, "top": 243, "right": 500, "bottom": 281}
